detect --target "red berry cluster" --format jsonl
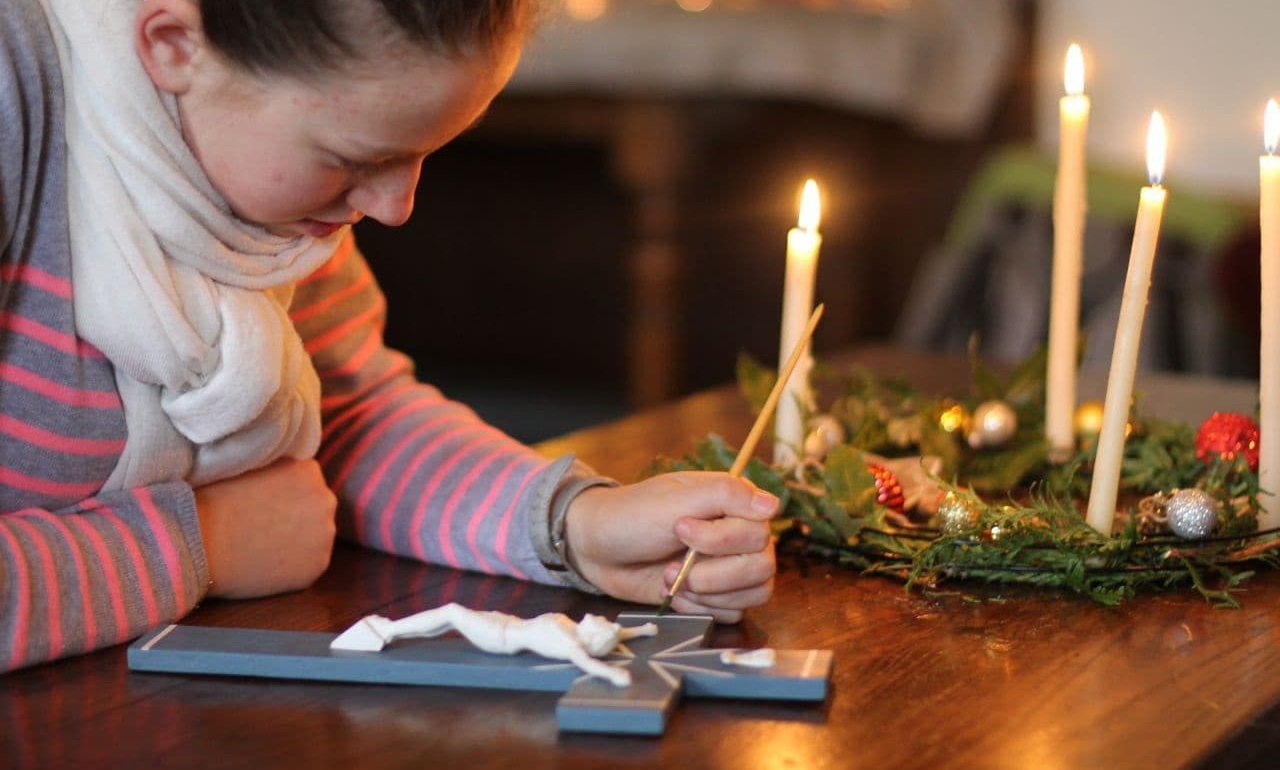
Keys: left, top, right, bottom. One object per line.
{"left": 1195, "top": 412, "right": 1260, "bottom": 471}
{"left": 867, "top": 462, "right": 905, "bottom": 513}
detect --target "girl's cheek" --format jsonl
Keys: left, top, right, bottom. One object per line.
{"left": 271, "top": 169, "right": 346, "bottom": 210}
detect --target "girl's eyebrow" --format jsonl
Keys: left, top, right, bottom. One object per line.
{"left": 341, "top": 108, "right": 493, "bottom": 161}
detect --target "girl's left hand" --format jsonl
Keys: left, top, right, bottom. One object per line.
{"left": 562, "top": 471, "right": 780, "bottom": 623}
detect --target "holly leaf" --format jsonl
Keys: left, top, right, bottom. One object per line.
{"left": 694, "top": 434, "right": 737, "bottom": 471}
{"left": 824, "top": 445, "right": 879, "bottom": 517}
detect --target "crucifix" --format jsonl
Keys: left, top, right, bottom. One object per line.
{"left": 128, "top": 611, "right": 833, "bottom": 735}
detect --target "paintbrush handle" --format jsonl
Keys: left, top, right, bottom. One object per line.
{"left": 658, "top": 304, "right": 824, "bottom": 614}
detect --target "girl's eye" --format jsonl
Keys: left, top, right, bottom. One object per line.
{"left": 343, "top": 159, "right": 383, "bottom": 173}
{"left": 329, "top": 155, "right": 387, "bottom": 173}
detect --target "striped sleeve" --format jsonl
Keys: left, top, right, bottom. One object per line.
{"left": 0, "top": 1, "right": 210, "bottom": 671}
{"left": 292, "top": 235, "right": 587, "bottom": 584}
{"left": 0, "top": 252, "right": 213, "bottom": 672}
{"left": 0, "top": 483, "right": 208, "bottom": 671}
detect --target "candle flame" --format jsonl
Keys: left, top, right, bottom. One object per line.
{"left": 797, "top": 179, "right": 821, "bottom": 232}
{"left": 1145, "top": 111, "right": 1166, "bottom": 186}
{"left": 1063, "top": 44, "right": 1084, "bottom": 97}
{"left": 1266, "top": 99, "right": 1280, "bottom": 156}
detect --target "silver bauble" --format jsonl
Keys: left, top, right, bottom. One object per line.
{"left": 1165, "top": 489, "right": 1219, "bottom": 539}
{"left": 967, "top": 400, "right": 1017, "bottom": 449}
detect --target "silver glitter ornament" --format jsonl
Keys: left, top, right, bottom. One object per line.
{"left": 1165, "top": 489, "right": 1219, "bottom": 539}
{"left": 937, "top": 493, "right": 980, "bottom": 536}
{"left": 967, "top": 400, "right": 1017, "bottom": 449}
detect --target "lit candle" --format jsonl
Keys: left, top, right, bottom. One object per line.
{"left": 1086, "top": 112, "right": 1168, "bottom": 535}
{"left": 1259, "top": 99, "right": 1280, "bottom": 531}
{"left": 1046, "top": 43, "right": 1091, "bottom": 461}
{"left": 774, "top": 179, "right": 822, "bottom": 466}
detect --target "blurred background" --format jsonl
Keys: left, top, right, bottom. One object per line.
{"left": 353, "top": 0, "right": 1278, "bottom": 443}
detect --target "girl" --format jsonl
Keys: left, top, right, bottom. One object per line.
{"left": 0, "top": 0, "right": 779, "bottom": 671}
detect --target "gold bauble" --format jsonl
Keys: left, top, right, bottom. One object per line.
{"left": 1074, "top": 401, "right": 1105, "bottom": 437}
{"left": 937, "top": 403, "right": 970, "bottom": 435}
{"left": 936, "top": 492, "right": 980, "bottom": 536}
{"left": 1074, "top": 400, "right": 1132, "bottom": 442}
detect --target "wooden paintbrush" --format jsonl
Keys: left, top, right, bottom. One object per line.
{"left": 657, "top": 303, "right": 825, "bottom": 616}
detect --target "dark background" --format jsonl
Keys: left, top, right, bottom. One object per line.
{"left": 353, "top": 4, "right": 1039, "bottom": 443}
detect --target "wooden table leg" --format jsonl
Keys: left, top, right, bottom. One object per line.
{"left": 611, "top": 100, "right": 688, "bottom": 407}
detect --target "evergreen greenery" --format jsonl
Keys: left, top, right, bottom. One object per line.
{"left": 644, "top": 348, "right": 1280, "bottom": 606}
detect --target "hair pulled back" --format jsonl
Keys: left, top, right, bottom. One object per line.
{"left": 199, "top": 0, "right": 532, "bottom": 76}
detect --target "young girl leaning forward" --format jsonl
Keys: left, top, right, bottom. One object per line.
{"left": 0, "top": 0, "right": 779, "bottom": 671}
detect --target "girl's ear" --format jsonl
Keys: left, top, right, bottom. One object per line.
{"left": 133, "top": 0, "right": 206, "bottom": 95}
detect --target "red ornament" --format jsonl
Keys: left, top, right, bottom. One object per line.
{"left": 868, "top": 462, "right": 905, "bottom": 513}
{"left": 1195, "top": 412, "right": 1260, "bottom": 471}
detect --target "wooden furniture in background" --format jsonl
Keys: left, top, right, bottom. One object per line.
{"left": 481, "top": 0, "right": 1028, "bottom": 406}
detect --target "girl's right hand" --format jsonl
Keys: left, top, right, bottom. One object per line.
{"left": 194, "top": 458, "right": 337, "bottom": 599}
{"left": 562, "top": 471, "right": 779, "bottom": 623}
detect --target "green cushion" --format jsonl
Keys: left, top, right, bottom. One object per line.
{"left": 943, "top": 144, "right": 1249, "bottom": 254}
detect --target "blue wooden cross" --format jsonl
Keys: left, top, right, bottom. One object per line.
{"left": 128, "top": 612, "right": 833, "bottom": 735}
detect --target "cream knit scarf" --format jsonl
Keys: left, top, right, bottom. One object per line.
{"left": 40, "top": 0, "right": 342, "bottom": 489}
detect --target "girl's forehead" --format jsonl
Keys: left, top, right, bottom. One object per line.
{"left": 302, "top": 37, "right": 504, "bottom": 92}
{"left": 295, "top": 46, "right": 513, "bottom": 146}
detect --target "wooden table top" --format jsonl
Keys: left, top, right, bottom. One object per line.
{"left": 5, "top": 346, "right": 1276, "bottom": 770}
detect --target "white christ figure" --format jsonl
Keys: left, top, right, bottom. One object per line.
{"left": 330, "top": 603, "right": 658, "bottom": 687}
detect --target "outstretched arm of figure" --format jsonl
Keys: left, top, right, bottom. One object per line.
{"left": 507, "top": 614, "right": 633, "bottom": 687}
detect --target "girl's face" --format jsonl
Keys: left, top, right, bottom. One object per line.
{"left": 174, "top": 39, "right": 520, "bottom": 238}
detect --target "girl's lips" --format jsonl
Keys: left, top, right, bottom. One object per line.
{"left": 299, "top": 219, "right": 348, "bottom": 238}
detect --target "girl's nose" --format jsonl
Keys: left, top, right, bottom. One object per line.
{"left": 349, "top": 162, "right": 421, "bottom": 227}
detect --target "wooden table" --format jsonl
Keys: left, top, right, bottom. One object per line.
{"left": 5, "top": 347, "right": 1278, "bottom": 769}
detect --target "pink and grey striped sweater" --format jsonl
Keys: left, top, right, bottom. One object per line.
{"left": 0, "top": 0, "right": 599, "bottom": 672}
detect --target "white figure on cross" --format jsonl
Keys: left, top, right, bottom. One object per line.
{"left": 330, "top": 603, "right": 658, "bottom": 687}
{"left": 131, "top": 611, "right": 831, "bottom": 734}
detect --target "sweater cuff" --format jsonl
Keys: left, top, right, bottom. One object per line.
{"left": 528, "top": 454, "right": 618, "bottom": 594}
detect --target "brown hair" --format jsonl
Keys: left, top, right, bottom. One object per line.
{"left": 199, "top": 0, "right": 534, "bottom": 76}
